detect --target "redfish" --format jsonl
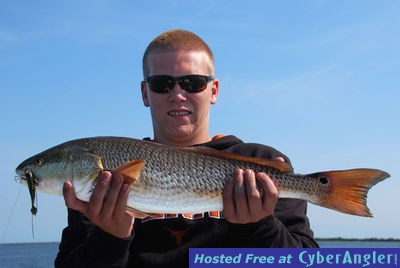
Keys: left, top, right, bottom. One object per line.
{"left": 15, "top": 137, "right": 389, "bottom": 217}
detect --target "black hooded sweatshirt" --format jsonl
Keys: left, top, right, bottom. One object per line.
{"left": 55, "top": 135, "right": 319, "bottom": 268}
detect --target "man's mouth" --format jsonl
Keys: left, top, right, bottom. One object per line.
{"left": 168, "top": 111, "right": 191, "bottom": 116}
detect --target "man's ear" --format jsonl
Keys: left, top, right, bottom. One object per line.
{"left": 210, "top": 79, "right": 219, "bottom": 105}
{"left": 141, "top": 81, "right": 150, "bottom": 107}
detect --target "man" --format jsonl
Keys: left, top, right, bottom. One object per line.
{"left": 55, "top": 29, "right": 318, "bottom": 268}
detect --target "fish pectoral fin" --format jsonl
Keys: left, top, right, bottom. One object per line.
{"left": 112, "top": 160, "right": 145, "bottom": 184}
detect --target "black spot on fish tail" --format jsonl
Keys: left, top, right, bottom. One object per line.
{"left": 319, "top": 176, "right": 329, "bottom": 184}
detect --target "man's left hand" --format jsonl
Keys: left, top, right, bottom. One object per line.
{"left": 222, "top": 158, "right": 283, "bottom": 224}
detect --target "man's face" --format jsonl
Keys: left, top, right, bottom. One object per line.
{"left": 141, "top": 51, "right": 219, "bottom": 146}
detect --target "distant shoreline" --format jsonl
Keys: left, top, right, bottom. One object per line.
{"left": 316, "top": 237, "right": 400, "bottom": 242}
{"left": 1, "top": 238, "right": 400, "bottom": 245}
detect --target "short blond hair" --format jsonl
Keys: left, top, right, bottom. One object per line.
{"left": 142, "top": 29, "right": 215, "bottom": 78}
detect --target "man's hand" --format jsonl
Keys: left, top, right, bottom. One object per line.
{"left": 63, "top": 171, "right": 135, "bottom": 238}
{"left": 222, "top": 157, "right": 284, "bottom": 224}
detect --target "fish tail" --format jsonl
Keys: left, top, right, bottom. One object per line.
{"left": 314, "top": 169, "right": 389, "bottom": 217}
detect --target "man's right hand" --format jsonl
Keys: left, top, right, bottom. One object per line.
{"left": 63, "top": 171, "right": 135, "bottom": 239}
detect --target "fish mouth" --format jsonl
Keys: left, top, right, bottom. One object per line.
{"left": 16, "top": 170, "right": 40, "bottom": 186}
{"left": 19, "top": 176, "right": 40, "bottom": 186}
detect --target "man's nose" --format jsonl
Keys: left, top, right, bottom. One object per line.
{"left": 169, "top": 82, "right": 187, "bottom": 101}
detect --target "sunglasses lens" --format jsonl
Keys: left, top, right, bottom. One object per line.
{"left": 179, "top": 76, "right": 208, "bottom": 92}
{"left": 147, "top": 76, "right": 173, "bottom": 93}
{"left": 147, "top": 75, "right": 213, "bottom": 93}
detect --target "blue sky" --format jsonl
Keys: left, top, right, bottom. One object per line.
{"left": 1, "top": 1, "right": 399, "bottom": 243}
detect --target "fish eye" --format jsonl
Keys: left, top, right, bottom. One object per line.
{"left": 35, "top": 158, "right": 44, "bottom": 166}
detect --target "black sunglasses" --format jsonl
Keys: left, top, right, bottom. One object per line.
{"left": 145, "top": 75, "right": 214, "bottom": 94}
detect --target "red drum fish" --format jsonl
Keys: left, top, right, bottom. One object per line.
{"left": 15, "top": 137, "right": 389, "bottom": 217}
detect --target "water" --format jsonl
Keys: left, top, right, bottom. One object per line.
{"left": 0, "top": 243, "right": 59, "bottom": 268}
{"left": 0, "top": 241, "right": 399, "bottom": 267}
{"left": 318, "top": 240, "right": 400, "bottom": 248}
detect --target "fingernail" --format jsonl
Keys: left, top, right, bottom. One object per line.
{"left": 101, "top": 172, "right": 111, "bottom": 183}
{"left": 244, "top": 169, "right": 253, "bottom": 176}
{"left": 236, "top": 168, "right": 244, "bottom": 175}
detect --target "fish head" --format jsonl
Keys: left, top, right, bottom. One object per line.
{"left": 15, "top": 142, "right": 103, "bottom": 196}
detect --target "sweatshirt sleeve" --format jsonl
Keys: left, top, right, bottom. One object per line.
{"left": 54, "top": 209, "right": 134, "bottom": 268}
{"left": 226, "top": 198, "right": 319, "bottom": 247}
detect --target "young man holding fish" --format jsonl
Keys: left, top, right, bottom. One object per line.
{"left": 55, "top": 29, "right": 319, "bottom": 267}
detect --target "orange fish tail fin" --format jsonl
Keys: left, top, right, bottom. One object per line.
{"left": 316, "top": 169, "right": 389, "bottom": 217}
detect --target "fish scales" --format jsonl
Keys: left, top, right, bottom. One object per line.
{"left": 63, "top": 137, "right": 333, "bottom": 212}
{"left": 15, "top": 136, "right": 390, "bottom": 217}
{"left": 71, "top": 137, "right": 229, "bottom": 212}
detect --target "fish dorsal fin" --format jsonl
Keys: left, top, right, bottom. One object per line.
{"left": 179, "top": 146, "right": 293, "bottom": 172}
{"left": 112, "top": 160, "right": 145, "bottom": 184}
